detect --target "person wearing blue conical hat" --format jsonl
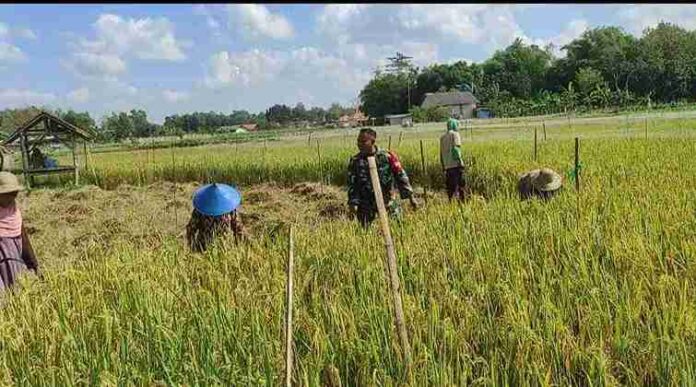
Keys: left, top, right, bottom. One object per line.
{"left": 186, "top": 183, "right": 246, "bottom": 252}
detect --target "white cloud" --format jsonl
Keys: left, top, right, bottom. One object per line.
{"left": 205, "top": 49, "right": 286, "bottom": 88}
{"left": 522, "top": 19, "right": 589, "bottom": 57}
{"left": 316, "top": 4, "right": 525, "bottom": 52}
{"left": 65, "top": 13, "right": 185, "bottom": 81}
{"left": 619, "top": 5, "right": 696, "bottom": 35}
{"left": 0, "top": 22, "right": 31, "bottom": 63}
{"left": 0, "top": 89, "right": 56, "bottom": 108}
{"left": 162, "top": 89, "right": 189, "bottom": 103}
{"left": 228, "top": 4, "right": 294, "bottom": 40}
{"left": 0, "top": 42, "right": 25, "bottom": 62}
{"left": 87, "top": 14, "right": 186, "bottom": 61}
{"left": 67, "top": 87, "right": 90, "bottom": 103}
{"left": 16, "top": 28, "right": 37, "bottom": 40}
{"left": 66, "top": 52, "right": 127, "bottom": 78}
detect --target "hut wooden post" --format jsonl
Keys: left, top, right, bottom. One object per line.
{"left": 83, "top": 141, "right": 89, "bottom": 171}
{"left": 19, "top": 134, "right": 30, "bottom": 189}
{"left": 72, "top": 139, "right": 79, "bottom": 185}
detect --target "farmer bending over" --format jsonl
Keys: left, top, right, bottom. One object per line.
{"left": 0, "top": 172, "right": 40, "bottom": 293}
{"left": 440, "top": 118, "right": 467, "bottom": 202}
{"left": 186, "top": 183, "right": 246, "bottom": 252}
{"left": 518, "top": 168, "right": 563, "bottom": 200}
{"left": 347, "top": 128, "right": 418, "bottom": 228}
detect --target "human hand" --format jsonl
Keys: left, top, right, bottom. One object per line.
{"left": 409, "top": 197, "right": 420, "bottom": 210}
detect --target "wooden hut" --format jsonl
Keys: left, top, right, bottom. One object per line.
{"left": 1, "top": 111, "right": 95, "bottom": 188}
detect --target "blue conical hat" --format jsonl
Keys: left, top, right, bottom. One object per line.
{"left": 192, "top": 183, "right": 241, "bottom": 216}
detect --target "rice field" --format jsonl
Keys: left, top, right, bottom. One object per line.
{"left": 1, "top": 113, "right": 695, "bottom": 385}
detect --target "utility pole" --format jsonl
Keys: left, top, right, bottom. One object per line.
{"left": 386, "top": 52, "right": 414, "bottom": 110}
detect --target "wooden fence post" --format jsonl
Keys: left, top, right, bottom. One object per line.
{"left": 419, "top": 140, "right": 428, "bottom": 204}
{"left": 367, "top": 156, "right": 412, "bottom": 376}
{"left": 534, "top": 126, "right": 538, "bottom": 162}
{"left": 574, "top": 137, "right": 580, "bottom": 192}
{"left": 543, "top": 121, "right": 547, "bottom": 141}
{"left": 285, "top": 225, "right": 295, "bottom": 387}
{"left": 316, "top": 139, "right": 323, "bottom": 184}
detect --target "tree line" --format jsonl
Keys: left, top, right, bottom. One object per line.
{"left": 360, "top": 22, "right": 696, "bottom": 119}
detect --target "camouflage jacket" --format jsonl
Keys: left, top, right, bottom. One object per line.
{"left": 347, "top": 148, "right": 414, "bottom": 211}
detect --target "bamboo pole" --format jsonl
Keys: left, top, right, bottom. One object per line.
{"left": 419, "top": 140, "right": 428, "bottom": 204}
{"left": 367, "top": 156, "right": 412, "bottom": 374}
{"left": 284, "top": 225, "right": 295, "bottom": 387}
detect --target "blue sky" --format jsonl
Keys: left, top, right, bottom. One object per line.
{"left": 0, "top": 4, "right": 695, "bottom": 123}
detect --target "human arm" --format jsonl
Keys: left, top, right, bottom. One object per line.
{"left": 20, "top": 226, "right": 40, "bottom": 276}
{"left": 347, "top": 157, "right": 360, "bottom": 212}
{"left": 386, "top": 151, "right": 417, "bottom": 208}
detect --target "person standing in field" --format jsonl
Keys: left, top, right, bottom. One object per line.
{"left": 0, "top": 172, "right": 40, "bottom": 293}
{"left": 347, "top": 128, "right": 419, "bottom": 228}
{"left": 440, "top": 118, "right": 467, "bottom": 202}
{"left": 186, "top": 183, "right": 247, "bottom": 252}
{"left": 517, "top": 168, "right": 563, "bottom": 200}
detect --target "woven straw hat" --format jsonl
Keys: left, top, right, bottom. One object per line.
{"left": 528, "top": 168, "right": 562, "bottom": 192}
{"left": 0, "top": 172, "right": 23, "bottom": 194}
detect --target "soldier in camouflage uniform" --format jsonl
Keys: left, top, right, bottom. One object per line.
{"left": 347, "top": 128, "right": 419, "bottom": 228}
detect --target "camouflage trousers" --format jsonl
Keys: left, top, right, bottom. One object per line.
{"left": 356, "top": 200, "right": 402, "bottom": 229}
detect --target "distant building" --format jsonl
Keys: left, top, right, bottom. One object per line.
{"left": 476, "top": 107, "right": 493, "bottom": 119}
{"left": 421, "top": 91, "right": 479, "bottom": 119}
{"left": 240, "top": 123, "right": 258, "bottom": 131}
{"left": 338, "top": 109, "right": 369, "bottom": 128}
{"left": 384, "top": 113, "right": 413, "bottom": 127}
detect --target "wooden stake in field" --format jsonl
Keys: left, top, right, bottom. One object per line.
{"left": 419, "top": 140, "right": 428, "bottom": 204}
{"left": 645, "top": 117, "right": 648, "bottom": 139}
{"left": 574, "top": 137, "right": 580, "bottom": 192}
{"left": 284, "top": 225, "right": 295, "bottom": 387}
{"left": 543, "top": 121, "right": 547, "bottom": 141}
{"left": 308, "top": 132, "right": 312, "bottom": 147}
{"left": 398, "top": 131, "right": 404, "bottom": 148}
{"left": 388, "top": 135, "right": 392, "bottom": 151}
{"left": 367, "top": 156, "right": 412, "bottom": 374}
{"left": 316, "top": 139, "right": 323, "bottom": 184}
{"left": 534, "top": 126, "right": 538, "bottom": 162}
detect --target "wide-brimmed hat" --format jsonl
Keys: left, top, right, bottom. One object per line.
{"left": 0, "top": 172, "right": 24, "bottom": 194}
{"left": 528, "top": 168, "right": 562, "bottom": 192}
{"left": 192, "top": 183, "right": 241, "bottom": 216}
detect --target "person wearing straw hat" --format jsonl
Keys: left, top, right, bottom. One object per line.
{"left": 0, "top": 172, "right": 40, "bottom": 293}
{"left": 440, "top": 117, "right": 467, "bottom": 202}
{"left": 517, "top": 168, "right": 563, "bottom": 200}
{"left": 186, "top": 183, "right": 247, "bottom": 252}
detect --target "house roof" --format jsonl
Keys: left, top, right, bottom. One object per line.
{"left": 2, "top": 110, "right": 95, "bottom": 146}
{"left": 385, "top": 113, "right": 412, "bottom": 119}
{"left": 421, "top": 91, "right": 479, "bottom": 108}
